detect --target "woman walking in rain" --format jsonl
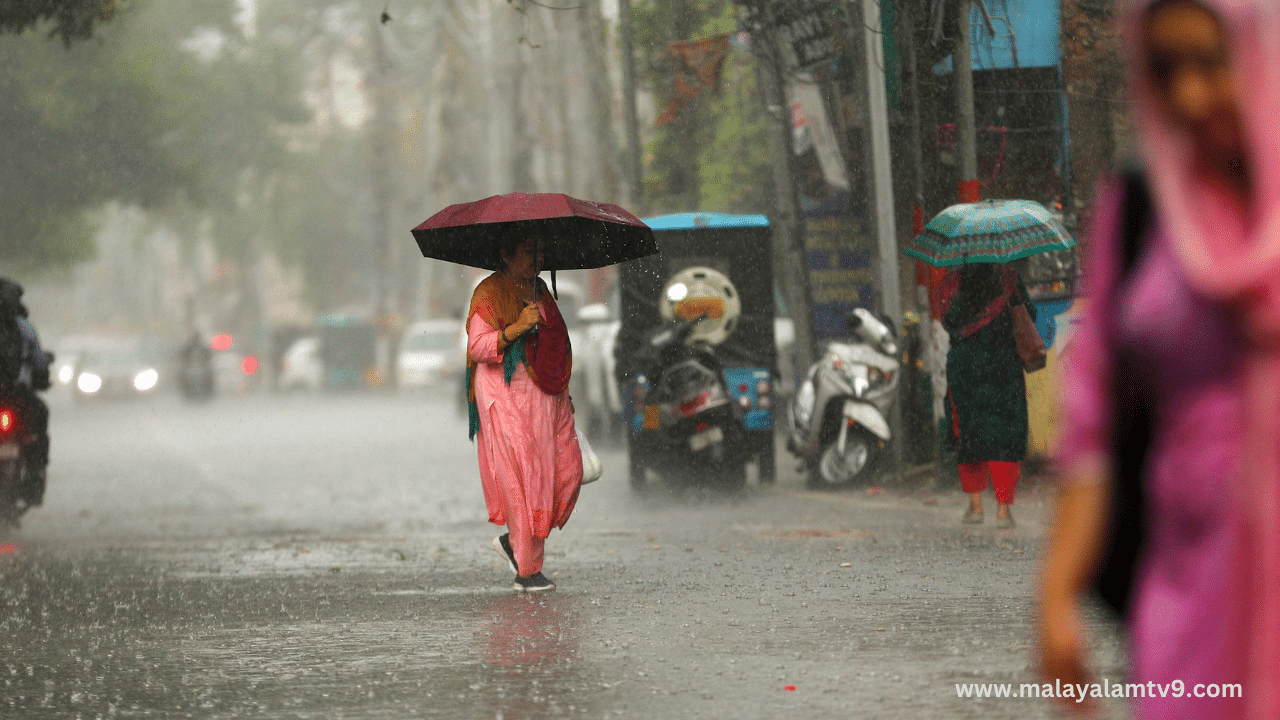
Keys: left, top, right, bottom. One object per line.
{"left": 466, "top": 231, "right": 582, "bottom": 593}
{"left": 1040, "top": 0, "right": 1280, "bottom": 716}
{"left": 941, "top": 263, "right": 1036, "bottom": 529}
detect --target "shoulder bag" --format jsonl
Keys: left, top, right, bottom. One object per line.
{"left": 1003, "top": 271, "right": 1047, "bottom": 372}
{"left": 577, "top": 427, "right": 603, "bottom": 485}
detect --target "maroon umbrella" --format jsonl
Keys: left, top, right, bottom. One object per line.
{"left": 411, "top": 192, "right": 658, "bottom": 272}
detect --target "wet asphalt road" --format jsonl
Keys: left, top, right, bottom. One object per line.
{"left": 1, "top": 390, "right": 1131, "bottom": 719}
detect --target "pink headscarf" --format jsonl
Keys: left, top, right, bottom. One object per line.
{"left": 1122, "top": 0, "right": 1280, "bottom": 714}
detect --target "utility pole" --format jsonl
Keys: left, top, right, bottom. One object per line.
{"left": 861, "top": 0, "right": 903, "bottom": 474}
{"left": 618, "top": 0, "right": 644, "bottom": 210}
{"left": 955, "top": 0, "right": 980, "bottom": 202}
{"left": 861, "top": 0, "right": 900, "bottom": 342}
{"left": 580, "top": 0, "right": 620, "bottom": 203}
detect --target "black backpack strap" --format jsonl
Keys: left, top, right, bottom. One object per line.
{"left": 1119, "top": 168, "right": 1153, "bottom": 275}
{"left": 1093, "top": 168, "right": 1154, "bottom": 618}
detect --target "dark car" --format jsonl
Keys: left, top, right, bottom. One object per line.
{"left": 73, "top": 339, "right": 163, "bottom": 399}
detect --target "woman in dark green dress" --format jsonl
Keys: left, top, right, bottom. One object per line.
{"left": 942, "top": 263, "right": 1035, "bottom": 528}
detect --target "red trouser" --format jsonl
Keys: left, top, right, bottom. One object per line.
{"left": 958, "top": 461, "right": 1020, "bottom": 505}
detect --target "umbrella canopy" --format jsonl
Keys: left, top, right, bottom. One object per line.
{"left": 904, "top": 199, "right": 1075, "bottom": 267}
{"left": 411, "top": 192, "right": 658, "bottom": 271}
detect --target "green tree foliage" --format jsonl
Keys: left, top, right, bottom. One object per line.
{"left": 0, "top": 0, "right": 318, "bottom": 272}
{"left": 632, "top": 0, "right": 771, "bottom": 215}
{"left": 0, "top": 0, "right": 118, "bottom": 45}
{"left": 116, "top": 0, "right": 314, "bottom": 261}
{"left": 0, "top": 12, "right": 185, "bottom": 268}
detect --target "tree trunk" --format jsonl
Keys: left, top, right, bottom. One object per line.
{"left": 580, "top": 0, "right": 620, "bottom": 203}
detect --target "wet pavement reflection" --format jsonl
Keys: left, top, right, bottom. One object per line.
{"left": 482, "top": 594, "right": 586, "bottom": 719}
{"left": 0, "top": 393, "right": 1130, "bottom": 718}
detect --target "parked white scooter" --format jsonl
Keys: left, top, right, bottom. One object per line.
{"left": 786, "top": 308, "right": 900, "bottom": 488}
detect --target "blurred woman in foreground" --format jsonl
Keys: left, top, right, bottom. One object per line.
{"left": 1039, "top": 0, "right": 1280, "bottom": 717}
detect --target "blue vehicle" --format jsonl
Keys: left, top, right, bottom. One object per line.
{"left": 614, "top": 213, "right": 777, "bottom": 490}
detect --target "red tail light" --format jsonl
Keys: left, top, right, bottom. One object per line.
{"left": 0, "top": 409, "right": 14, "bottom": 433}
{"left": 677, "top": 390, "right": 710, "bottom": 416}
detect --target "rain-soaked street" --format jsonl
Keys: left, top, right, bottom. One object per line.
{"left": 1, "top": 390, "right": 1129, "bottom": 719}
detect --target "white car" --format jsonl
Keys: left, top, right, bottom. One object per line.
{"left": 396, "top": 320, "right": 464, "bottom": 389}
{"left": 279, "top": 336, "right": 323, "bottom": 392}
{"left": 572, "top": 302, "right": 624, "bottom": 443}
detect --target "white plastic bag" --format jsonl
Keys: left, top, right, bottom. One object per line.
{"left": 577, "top": 427, "right": 603, "bottom": 485}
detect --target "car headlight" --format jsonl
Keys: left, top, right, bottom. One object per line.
{"left": 134, "top": 368, "right": 159, "bottom": 391}
{"left": 77, "top": 372, "right": 102, "bottom": 394}
{"left": 58, "top": 365, "right": 74, "bottom": 385}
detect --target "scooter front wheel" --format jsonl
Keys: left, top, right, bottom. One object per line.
{"left": 808, "top": 429, "right": 874, "bottom": 488}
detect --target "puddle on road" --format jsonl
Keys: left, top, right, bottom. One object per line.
{"left": 161, "top": 593, "right": 601, "bottom": 718}
{"left": 2, "top": 546, "right": 608, "bottom": 719}
{"left": 370, "top": 587, "right": 512, "bottom": 597}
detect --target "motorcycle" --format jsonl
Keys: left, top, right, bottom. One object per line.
{"left": 787, "top": 308, "right": 900, "bottom": 488}
{"left": 179, "top": 341, "right": 215, "bottom": 400}
{"left": 0, "top": 400, "right": 41, "bottom": 529}
{"left": 627, "top": 314, "right": 747, "bottom": 490}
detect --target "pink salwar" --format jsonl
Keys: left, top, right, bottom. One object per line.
{"left": 468, "top": 312, "right": 581, "bottom": 576}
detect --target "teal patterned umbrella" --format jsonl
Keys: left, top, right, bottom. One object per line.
{"left": 904, "top": 199, "right": 1075, "bottom": 267}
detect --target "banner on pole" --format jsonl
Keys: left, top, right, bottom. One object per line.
{"left": 656, "top": 34, "right": 732, "bottom": 125}
{"left": 789, "top": 76, "right": 849, "bottom": 189}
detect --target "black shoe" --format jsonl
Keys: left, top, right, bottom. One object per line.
{"left": 493, "top": 534, "right": 518, "bottom": 576}
{"left": 513, "top": 572, "right": 555, "bottom": 593}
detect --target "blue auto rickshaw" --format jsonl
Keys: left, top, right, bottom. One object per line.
{"left": 614, "top": 213, "right": 778, "bottom": 489}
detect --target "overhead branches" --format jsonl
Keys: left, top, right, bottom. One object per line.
{"left": 0, "top": 0, "right": 119, "bottom": 45}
